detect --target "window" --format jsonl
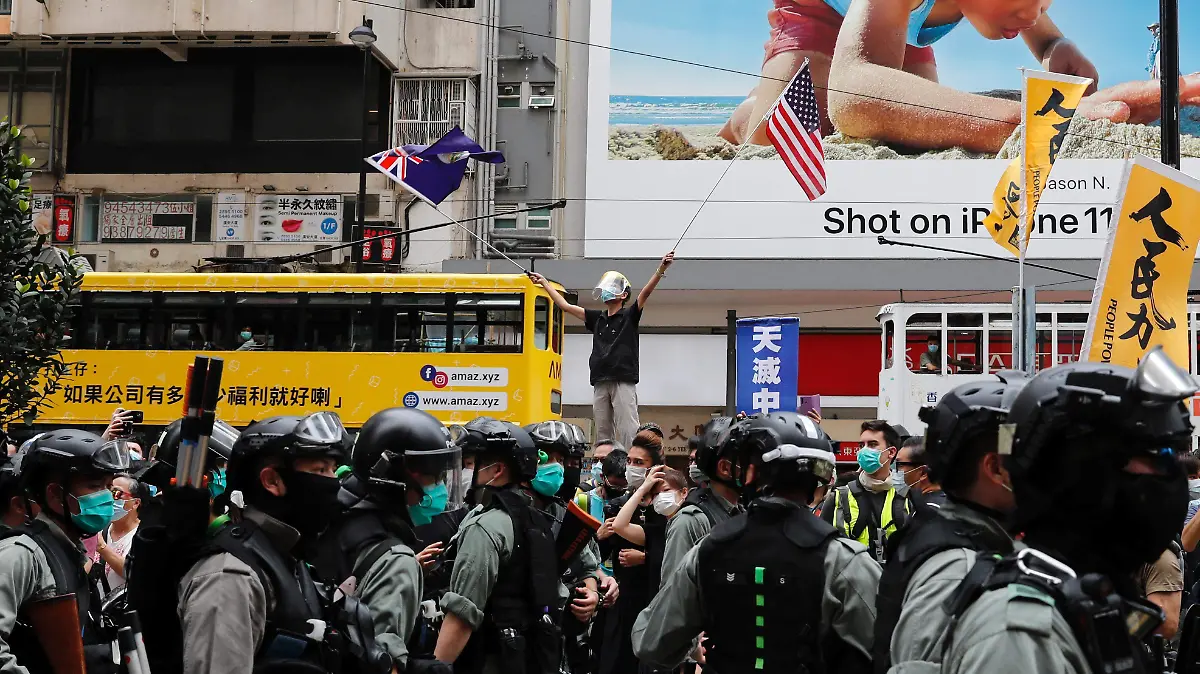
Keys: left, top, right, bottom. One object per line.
{"left": 86, "top": 292, "right": 154, "bottom": 350}
{"left": 306, "top": 294, "right": 374, "bottom": 351}
{"left": 497, "top": 84, "right": 521, "bottom": 108}
{"left": 526, "top": 207, "right": 552, "bottom": 230}
{"left": 987, "top": 313, "right": 1014, "bottom": 373}
{"left": 494, "top": 214, "right": 518, "bottom": 229}
{"left": 394, "top": 79, "right": 477, "bottom": 147}
{"left": 906, "top": 313, "right": 942, "bottom": 374}
{"left": 535, "top": 297, "right": 550, "bottom": 350}
{"left": 1055, "top": 312, "right": 1088, "bottom": 366}
{"left": 882, "top": 320, "right": 895, "bottom": 369}
{"left": 385, "top": 293, "right": 523, "bottom": 353}
{"left": 0, "top": 49, "right": 67, "bottom": 173}
{"left": 947, "top": 313, "right": 983, "bottom": 374}
{"left": 231, "top": 294, "right": 302, "bottom": 351}
{"left": 161, "top": 293, "right": 227, "bottom": 350}
{"left": 552, "top": 305, "right": 563, "bottom": 354}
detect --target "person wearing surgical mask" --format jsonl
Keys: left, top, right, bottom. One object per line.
{"left": 96, "top": 474, "right": 142, "bottom": 592}
{"left": 236, "top": 326, "right": 263, "bottom": 351}
{"left": 529, "top": 251, "right": 675, "bottom": 451}
{"left": 1183, "top": 455, "right": 1200, "bottom": 520}
{"left": 919, "top": 334, "right": 942, "bottom": 373}
{"left": 892, "top": 437, "right": 946, "bottom": 509}
{"left": 820, "top": 419, "right": 909, "bottom": 562}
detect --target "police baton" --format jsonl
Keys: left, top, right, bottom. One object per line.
{"left": 117, "top": 627, "right": 148, "bottom": 674}
{"left": 122, "top": 611, "right": 152, "bottom": 674}
{"left": 190, "top": 357, "right": 224, "bottom": 488}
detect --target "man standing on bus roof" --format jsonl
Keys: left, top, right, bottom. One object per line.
{"left": 529, "top": 251, "right": 674, "bottom": 450}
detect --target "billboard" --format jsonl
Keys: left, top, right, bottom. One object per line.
{"left": 586, "top": 0, "right": 1200, "bottom": 259}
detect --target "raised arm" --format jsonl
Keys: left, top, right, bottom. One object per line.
{"left": 637, "top": 251, "right": 674, "bottom": 310}
{"left": 827, "top": 0, "right": 1022, "bottom": 153}
{"left": 528, "top": 273, "right": 585, "bottom": 321}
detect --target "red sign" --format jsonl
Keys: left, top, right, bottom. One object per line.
{"left": 52, "top": 195, "right": 75, "bottom": 244}
{"left": 361, "top": 226, "right": 401, "bottom": 263}
{"left": 836, "top": 442, "right": 860, "bottom": 462}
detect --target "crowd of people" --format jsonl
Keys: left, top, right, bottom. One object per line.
{"left": 1, "top": 348, "right": 1200, "bottom": 673}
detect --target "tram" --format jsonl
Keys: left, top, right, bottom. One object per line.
{"left": 876, "top": 302, "right": 1200, "bottom": 440}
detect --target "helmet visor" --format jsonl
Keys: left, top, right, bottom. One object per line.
{"left": 292, "top": 412, "right": 351, "bottom": 461}
{"left": 408, "top": 445, "right": 465, "bottom": 510}
{"left": 209, "top": 420, "right": 239, "bottom": 461}
{"left": 94, "top": 440, "right": 132, "bottom": 473}
{"left": 530, "top": 421, "right": 573, "bottom": 447}
{"left": 592, "top": 271, "right": 629, "bottom": 301}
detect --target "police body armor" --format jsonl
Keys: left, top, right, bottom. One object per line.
{"left": 681, "top": 485, "right": 729, "bottom": 528}
{"left": 945, "top": 548, "right": 1163, "bottom": 674}
{"left": 872, "top": 503, "right": 1013, "bottom": 674}
{"left": 696, "top": 499, "right": 839, "bottom": 674}
{"left": 211, "top": 517, "right": 334, "bottom": 673}
{"left": 457, "top": 488, "right": 563, "bottom": 674}
{"left": 0, "top": 520, "right": 115, "bottom": 674}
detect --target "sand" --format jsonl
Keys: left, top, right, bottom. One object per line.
{"left": 609, "top": 106, "right": 1200, "bottom": 161}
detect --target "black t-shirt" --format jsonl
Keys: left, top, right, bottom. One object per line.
{"left": 584, "top": 302, "right": 643, "bottom": 385}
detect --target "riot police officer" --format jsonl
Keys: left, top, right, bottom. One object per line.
{"left": 433, "top": 420, "right": 562, "bottom": 674}
{"left": 632, "top": 411, "right": 880, "bottom": 673}
{"left": 942, "top": 348, "right": 1194, "bottom": 674}
{"left": 0, "top": 429, "right": 129, "bottom": 672}
{"left": 176, "top": 412, "right": 381, "bottom": 673}
{"left": 659, "top": 416, "right": 740, "bottom": 584}
{"left": 314, "top": 406, "right": 462, "bottom": 672}
{"left": 873, "top": 372, "right": 1024, "bottom": 673}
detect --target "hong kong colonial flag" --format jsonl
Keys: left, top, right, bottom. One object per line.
{"left": 1081, "top": 155, "right": 1200, "bottom": 368}
{"left": 366, "top": 126, "right": 504, "bottom": 206}
{"left": 983, "top": 70, "right": 1091, "bottom": 256}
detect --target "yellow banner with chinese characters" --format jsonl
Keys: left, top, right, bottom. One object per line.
{"left": 983, "top": 70, "right": 1092, "bottom": 256}
{"left": 1082, "top": 155, "right": 1200, "bottom": 367}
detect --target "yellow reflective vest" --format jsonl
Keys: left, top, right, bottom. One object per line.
{"left": 831, "top": 480, "right": 910, "bottom": 561}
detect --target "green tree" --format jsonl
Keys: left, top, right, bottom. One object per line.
{"left": 0, "top": 121, "right": 84, "bottom": 427}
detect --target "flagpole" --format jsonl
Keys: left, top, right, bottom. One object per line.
{"left": 672, "top": 103, "right": 775, "bottom": 251}
{"left": 1017, "top": 68, "right": 1029, "bottom": 374}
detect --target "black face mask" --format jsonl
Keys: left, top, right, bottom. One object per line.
{"left": 1105, "top": 471, "right": 1188, "bottom": 573}
{"left": 601, "top": 482, "right": 626, "bottom": 500}
{"left": 556, "top": 466, "right": 582, "bottom": 501}
{"left": 259, "top": 468, "right": 344, "bottom": 550}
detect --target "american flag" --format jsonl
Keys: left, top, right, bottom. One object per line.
{"left": 765, "top": 61, "right": 826, "bottom": 200}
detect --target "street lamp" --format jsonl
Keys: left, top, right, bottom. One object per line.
{"left": 351, "top": 18, "right": 377, "bottom": 273}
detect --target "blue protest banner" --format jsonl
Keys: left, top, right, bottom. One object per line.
{"left": 736, "top": 317, "right": 799, "bottom": 416}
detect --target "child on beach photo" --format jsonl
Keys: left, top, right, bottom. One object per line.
{"left": 719, "top": 0, "right": 1200, "bottom": 154}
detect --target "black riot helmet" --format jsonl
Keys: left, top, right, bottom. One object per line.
{"left": 919, "top": 370, "right": 1027, "bottom": 487}
{"left": 1002, "top": 347, "right": 1196, "bottom": 574}
{"left": 526, "top": 420, "right": 586, "bottom": 499}
{"left": 20, "top": 429, "right": 130, "bottom": 506}
{"left": 720, "top": 411, "right": 835, "bottom": 504}
{"left": 352, "top": 407, "right": 463, "bottom": 507}
{"left": 695, "top": 416, "right": 734, "bottom": 483}
{"left": 461, "top": 417, "right": 539, "bottom": 482}
{"left": 227, "top": 412, "right": 352, "bottom": 497}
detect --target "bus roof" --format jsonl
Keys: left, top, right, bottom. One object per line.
{"left": 79, "top": 272, "right": 563, "bottom": 293}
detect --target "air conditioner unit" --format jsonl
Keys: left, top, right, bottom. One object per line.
{"left": 225, "top": 244, "right": 246, "bottom": 258}
{"left": 528, "top": 95, "right": 555, "bottom": 108}
{"left": 84, "top": 251, "right": 111, "bottom": 271}
{"left": 314, "top": 245, "right": 333, "bottom": 263}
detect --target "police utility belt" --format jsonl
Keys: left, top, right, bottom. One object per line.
{"left": 945, "top": 548, "right": 1164, "bottom": 674}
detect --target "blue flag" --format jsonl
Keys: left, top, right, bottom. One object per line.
{"left": 365, "top": 126, "right": 504, "bottom": 206}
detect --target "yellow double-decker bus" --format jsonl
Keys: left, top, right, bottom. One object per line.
{"left": 40, "top": 272, "right": 565, "bottom": 429}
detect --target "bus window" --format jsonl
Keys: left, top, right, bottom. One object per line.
{"left": 882, "top": 320, "right": 894, "bottom": 369}
{"left": 1056, "top": 312, "right": 1088, "bottom": 365}
{"left": 306, "top": 294, "right": 372, "bottom": 351}
{"left": 453, "top": 294, "right": 522, "bottom": 353}
{"left": 947, "top": 314, "right": 983, "bottom": 374}
{"left": 89, "top": 292, "right": 154, "bottom": 350}
{"left": 385, "top": 293, "right": 451, "bottom": 352}
{"left": 161, "top": 293, "right": 226, "bottom": 350}
{"left": 535, "top": 297, "right": 550, "bottom": 350}
{"left": 1035, "top": 313, "right": 1053, "bottom": 371}
{"left": 553, "top": 305, "right": 563, "bottom": 354}
{"left": 906, "top": 313, "right": 942, "bottom": 374}
{"left": 947, "top": 331, "right": 983, "bottom": 374}
{"left": 987, "top": 313, "right": 1013, "bottom": 373}
{"left": 232, "top": 293, "right": 302, "bottom": 350}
